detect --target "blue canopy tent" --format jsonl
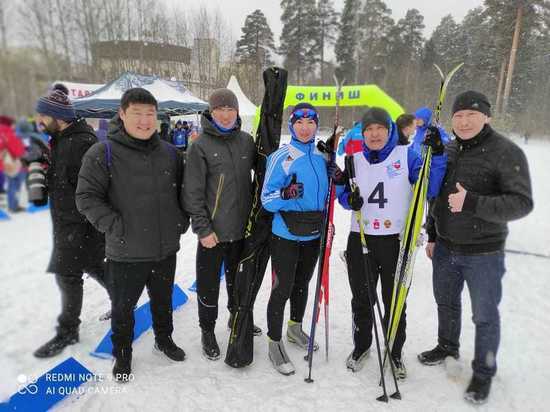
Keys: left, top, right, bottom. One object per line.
{"left": 73, "top": 72, "right": 208, "bottom": 118}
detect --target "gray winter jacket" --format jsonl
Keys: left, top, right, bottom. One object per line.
{"left": 76, "top": 116, "right": 189, "bottom": 262}
{"left": 183, "top": 112, "right": 255, "bottom": 242}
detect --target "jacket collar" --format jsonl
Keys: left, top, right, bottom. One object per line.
{"left": 454, "top": 124, "right": 491, "bottom": 150}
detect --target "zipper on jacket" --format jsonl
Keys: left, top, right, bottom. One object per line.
{"left": 211, "top": 173, "right": 225, "bottom": 220}
{"left": 307, "top": 147, "right": 321, "bottom": 210}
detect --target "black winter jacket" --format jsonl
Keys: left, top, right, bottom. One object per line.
{"left": 428, "top": 125, "right": 533, "bottom": 253}
{"left": 76, "top": 116, "right": 189, "bottom": 262}
{"left": 46, "top": 117, "right": 105, "bottom": 275}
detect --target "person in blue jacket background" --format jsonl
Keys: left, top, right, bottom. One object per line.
{"left": 170, "top": 120, "right": 190, "bottom": 151}
{"left": 261, "top": 102, "right": 331, "bottom": 376}
{"left": 411, "top": 106, "right": 450, "bottom": 155}
{"left": 337, "top": 107, "right": 447, "bottom": 377}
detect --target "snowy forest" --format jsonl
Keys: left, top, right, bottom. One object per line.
{"left": 0, "top": 0, "right": 549, "bottom": 134}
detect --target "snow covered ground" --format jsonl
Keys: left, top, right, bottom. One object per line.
{"left": 1, "top": 137, "right": 549, "bottom": 411}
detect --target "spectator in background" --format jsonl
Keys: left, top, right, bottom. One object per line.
{"left": 160, "top": 120, "right": 171, "bottom": 143}
{"left": 0, "top": 115, "right": 26, "bottom": 212}
{"left": 411, "top": 107, "right": 450, "bottom": 155}
{"left": 170, "top": 120, "right": 190, "bottom": 152}
{"left": 396, "top": 113, "right": 416, "bottom": 145}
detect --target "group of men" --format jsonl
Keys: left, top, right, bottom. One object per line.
{"left": 25, "top": 82, "right": 532, "bottom": 405}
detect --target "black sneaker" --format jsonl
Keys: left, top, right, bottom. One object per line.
{"left": 464, "top": 375, "right": 491, "bottom": 404}
{"left": 154, "top": 337, "right": 186, "bottom": 362}
{"left": 418, "top": 345, "right": 459, "bottom": 365}
{"left": 33, "top": 333, "right": 79, "bottom": 358}
{"left": 201, "top": 330, "right": 221, "bottom": 360}
{"left": 112, "top": 349, "right": 132, "bottom": 383}
{"left": 227, "top": 314, "right": 262, "bottom": 337}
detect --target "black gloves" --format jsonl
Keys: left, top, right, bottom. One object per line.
{"left": 347, "top": 188, "right": 364, "bottom": 211}
{"left": 281, "top": 174, "right": 304, "bottom": 200}
{"left": 423, "top": 126, "right": 445, "bottom": 155}
{"left": 328, "top": 162, "right": 348, "bottom": 185}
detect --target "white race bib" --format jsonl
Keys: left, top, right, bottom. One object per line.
{"left": 350, "top": 146, "right": 412, "bottom": 235}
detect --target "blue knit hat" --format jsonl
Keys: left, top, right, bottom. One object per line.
{"left": 35, "top": 87, "right": 76, "bottom": 122}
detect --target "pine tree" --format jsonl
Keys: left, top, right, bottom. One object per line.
{"left": 357, "top": 0, "right": 394, "bottom": 85}
{"left": 280, "top": 0, "right": 318, "bottom": 83}
{"left": 314, "top": 0, "right": 339, "bottom": 83}
{"left": 334, "top": 0, "right": 360, "bottom": 82}
{"left": 386, "top": 9, "right": 425, "bottom": 108}
{"left": 236, "top": 9, "right": 275, "bottom": 67}
{"left": 235, "top": 9, "right": 275, "bottom": 101}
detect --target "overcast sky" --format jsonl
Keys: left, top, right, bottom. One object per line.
{"left": 205, "top": 0, "right": 485, "bottom": 42}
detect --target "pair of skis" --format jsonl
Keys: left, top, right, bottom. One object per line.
{"left": 304, "top": 76, "right": 345, "bottom": 383}
{"left": 383, "top": 63, "right": 464, "bottom": 374}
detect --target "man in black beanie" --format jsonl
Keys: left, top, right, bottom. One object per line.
{"left": 419, "top": 90, "right": 533, "bottom": 404}
{"left": 33, "top": 85, "right": 110, "bottom": 358}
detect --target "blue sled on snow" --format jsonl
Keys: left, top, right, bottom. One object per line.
{"left": 90, "top": 284, "right": 188, "bottom": 359}
{"left": 188, "top": 261, "right": 225, "bottom": 292}
{"left": 0, "top": 357, "right": 93, "bottom": 412}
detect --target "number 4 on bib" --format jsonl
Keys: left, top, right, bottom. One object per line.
{"left": 368, "top": 182, "right": 388, "bottom": 208}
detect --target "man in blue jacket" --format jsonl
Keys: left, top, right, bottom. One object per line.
{"left": 410, "top": 106, "right": 450, "bottom": 155}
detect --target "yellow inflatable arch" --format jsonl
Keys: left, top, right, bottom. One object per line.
{"left": 253, "top": 84, "right": 404, "bottom": 132}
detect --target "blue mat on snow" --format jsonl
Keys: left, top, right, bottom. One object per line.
{"left": 91, "top": 283, "right": 188, "bottom": 359}
{"left": 27, "top": 203, "right": 49, "bottom": 213}
{"left": 0, "top": 357, "right": 93, "bottom": 412}
{"left": 188, "top": 261, "right": 225, "bottom": 292}
{"left": 0, "top": 209, "right": 9, "bottom": 220}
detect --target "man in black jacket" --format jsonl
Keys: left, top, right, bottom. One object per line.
{"left": 76, "top": 88, "right": 189, "bottom": 382}
{"left": 419, "top": 91, "right": 533, "bottom": 404}
{"left": 32, "top": 86, "right": 110, "bottom": 359}
{"left": 183, "top": 88, "right": 258, "bottom": 361}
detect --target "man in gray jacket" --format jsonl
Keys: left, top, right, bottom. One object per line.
{"left": 76, "top": 88, "right": 189, "bottom": 382}
{"left": 183, "top": 88, "right": 258, "bottom": 361}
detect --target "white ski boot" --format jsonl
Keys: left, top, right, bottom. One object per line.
{"left": 268, "top": 339, "right": 295, "bottom": 376}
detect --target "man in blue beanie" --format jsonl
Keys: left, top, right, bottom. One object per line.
{"left": 33, "top": 85, "right": 110, "bottom": 358}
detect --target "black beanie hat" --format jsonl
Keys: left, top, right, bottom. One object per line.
{"left": 452, "top": 90, "right": 491, "bottom": 117}
{"left": 361, "top": 107, "right": 391, "bottom": 132}
{"left": 209, "top": 88, "right": 239, "bottom": 112}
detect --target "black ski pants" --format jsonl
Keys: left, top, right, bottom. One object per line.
{"left": 267, "top": 234, "right": 320, "bottom": 342}
{"left": 196, "top": 240, "right": 243, "bottom": 332}
{"left": 345, "top": 232, "right": 406, "bottom": 359}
